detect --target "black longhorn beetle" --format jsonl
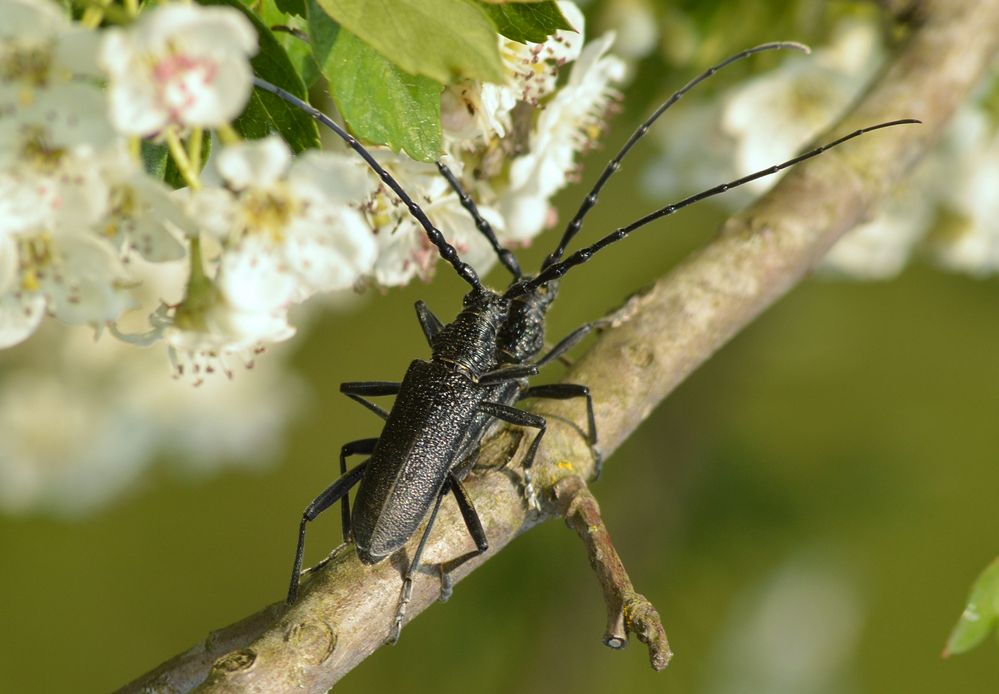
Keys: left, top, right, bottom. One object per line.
{"left": 253, "top": 40, "right": 917, "bottom": 642}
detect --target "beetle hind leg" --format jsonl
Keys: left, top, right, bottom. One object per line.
{"left": 391, "top": 473, "right": 489, "bottom": 643}
{"left": 391, "top": 484, "right": 448, "bottom": 644}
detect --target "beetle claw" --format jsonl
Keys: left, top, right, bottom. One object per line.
{"left": 391, "top": 578, "right": 413, "bottom": 645}
{"left": 439, "top": 566, "right": 454, "bottom": 602}
{"left": 524, "top": 470, "right": 541, "bottom": 512}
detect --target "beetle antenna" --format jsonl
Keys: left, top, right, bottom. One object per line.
{"left": 510, "top": 118, "right": 921, "bottom": 296}
{"left": 436, "top": 160, "right": 522, "bottom": 279}
{"left": 252, "top": 77, "right": 482, "bottom": 291}
{"left": 541, "top": 41, "right": 811, "bottom": 272}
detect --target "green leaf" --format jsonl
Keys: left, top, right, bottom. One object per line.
{"left": 310, "top": 5, "right": 442, "bottom": 161}
{"left": 140, "top": 135, "right": 214, "bottom": 189}
{"left": 255, "top": 0, "right": 323, "bottom": 88}
{"left": 198, "top": 0, "right": 320, "bottom": 152}
{"left": 168, "top": 134, "right": 214, "bottom": 189}
{"left": 945, "top": 557, "right": 999, "bottom": 657}
{"left": 314, "top": 0, "right": 503, "bottom": 84}
{"left": 273, "top": 0, "right": 306, "bottom": 17}
{"left": 478, "top": 0, "right": 572, "bottom": 44}
{"left": 140, "top": 141, "right": 169, "bottom": 181}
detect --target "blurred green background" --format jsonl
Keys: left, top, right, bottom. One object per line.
{"left": 3, "top": 1, "right": 999, "bottom": 692}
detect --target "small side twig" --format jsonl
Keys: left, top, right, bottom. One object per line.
{"left": 553, "top": 475, "right": 672, "bottom": 670}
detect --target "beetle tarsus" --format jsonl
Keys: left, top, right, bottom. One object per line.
{"left": 438, "top": 566, "right": 454, "bottom": 602}
{"left": 391, "top": 578, "right": 413, "bottom": 645}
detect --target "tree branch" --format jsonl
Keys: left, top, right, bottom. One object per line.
{"left": 116, "top": 1, "right": 999, "bottom": 691}
{"left": 552, "top": 475, "right": 673, "bottom": 670}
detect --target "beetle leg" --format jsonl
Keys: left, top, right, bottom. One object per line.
{"left": 477, "top": 401, "right": 547, "bottom": 511}
{"left": 479, "top": 363, "right": 538, "bottom": 385}
{"left": 448, "top": 473, "right": 488, "bottom": 553}
{"left": 437, "top": 473, "right": 489, "bottom": 603}
{"left": 534, "top": 321, "right": 599, "bottom": 368}
{"left": 340, "top": 381, "right": 401, "bottom": 420}
{"left": 520, "top": 383, "right": 597, "bottom": 444}
{"left": 392, "top": 482, "right": 448, "bottom": 645}
{"left": 288, "top": 461, "right": 369, "bottom": 604}
{"left": 414, "top": 300, "right": 443, "bottom": 345}
{"left": 338, "top": 438, "right": 378, "bottom": 542}
{"left": 519, "top": 383, "right": 604, "bottom": 478}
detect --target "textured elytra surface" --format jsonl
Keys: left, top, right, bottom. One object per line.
{"left": 351, "top": 359, "right": 485, "bottom": 559}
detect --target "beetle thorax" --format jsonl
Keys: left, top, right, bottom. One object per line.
{"left": 498, "top": 281, "right": 559, "bottom": 365}
{"left": 432, "top": 288, "right": 509, "bottom": 378}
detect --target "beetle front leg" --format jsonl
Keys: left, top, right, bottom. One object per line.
{"left": 477, "top": 401, "right": 547, "bottom": 511}
{"left": 534, "top": 322, "right": 599, "bottom": 368}
{"left": 414, "top": 300, "right": 443, "bottom": 345}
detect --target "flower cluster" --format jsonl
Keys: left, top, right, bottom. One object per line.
{"left": 369, "top": 2, "right": 625, "bottom": 285}
{"left": 0, "top": 0, "right": 625, "bottom": 368}
{"left": 0, "top": 0, "right": 627, "bottom": 514}
{"left": 642, "top": 16, "right": 999, "bottom": 281}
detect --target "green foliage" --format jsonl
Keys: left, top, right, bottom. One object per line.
{"left": 310, "top": 4, "right": 443, "bottom": 161}
{"left": 139, "top": 140, "right": 169, "bottom": 181}
{"left": 140, "top": 136, "right": 213, "bottom": 190}
{"left": 273, "top": 0, "right": 306, "bottom": 16}
{"left": 313, "top": 0, "right": 504, "bottom": 84}
{"left": 945, "top": 557, "right": 999, "bottom": 656}
{"left": 478, "top": 0, "right": 572, "bottom": 43}
{"left": 202, "top": 0, "right": 321, "bottom": 151}
{"left": 220, "top": 0, "right": 571, "bottom": 156}
{"left": 254, "top": 0, "right": 323, "bottom": 89}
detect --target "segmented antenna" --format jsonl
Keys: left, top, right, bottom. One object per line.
{"left": 436, "top": 161, "right": 522, "bottom": 279}
{"left": 542, "top": 41, "right": 811, "bottom": 271}
{"left": 252, "top": 77, "right": 482, "bottom": 291}
{"left": 509, "top": 118, "right": 921, "bottom": 297}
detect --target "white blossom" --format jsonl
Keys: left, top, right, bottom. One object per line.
{"left": 99, "top": 4, "right": 258, "bottom": 135}
{"left": 0, "top": 0, "right": 101, "bottom": 105}
{"left": 441, "top": 1, "right": 584, "bottom": 145}
{"left": 927, "top": 107, "right": 999, "bottom": 276}
{"left": 0, "top": 322, "right": 302, "bottom": 516}
{"left": 0, "top": 290, "right": 45, "bottom": 348}
{"left": 498, "top": 32, "right": 626, "bottom": 241}
{"left": 0, "top": 368, "right": 152, "bottom": 515}
{"left": 0, "top": 227, "right": 134, "bottom": 347}
{"left": 363, "top": 152, "right": 498, "bottom": 286}
{"left": 196, "top": 136, "right": 377, "bottom": 308}
{"left": 722, "top": 21, "right": 882, "bottom": 192}
{"left": 599, "top": 0, "right": 659, "bottom": 60}
{"left": 0, "top": 82, "right": 115, "bottom": 230}
{"left": 98, "top": 151, "right": 190, "bottom": 262}
{"left": 821, "top": 196, "right": 931, "bottom": 280}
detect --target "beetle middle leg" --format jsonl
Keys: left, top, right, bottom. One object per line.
{"left": 392, "top": 472, "right": 488, "bottom": 643}
{"left": 340, "top": 381, "right": 400, "bottom": 420}
{"left": 476, "top": 401, "right": 547, "bottom": 511}
{"left": 338, "top": 438, "right": 378, "bottom": 541}
{"left": 518, "top": 383, "right": 604, "bottom": 478}
{"left": 437, "top": 473, "right": 488, "bottom": 603}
